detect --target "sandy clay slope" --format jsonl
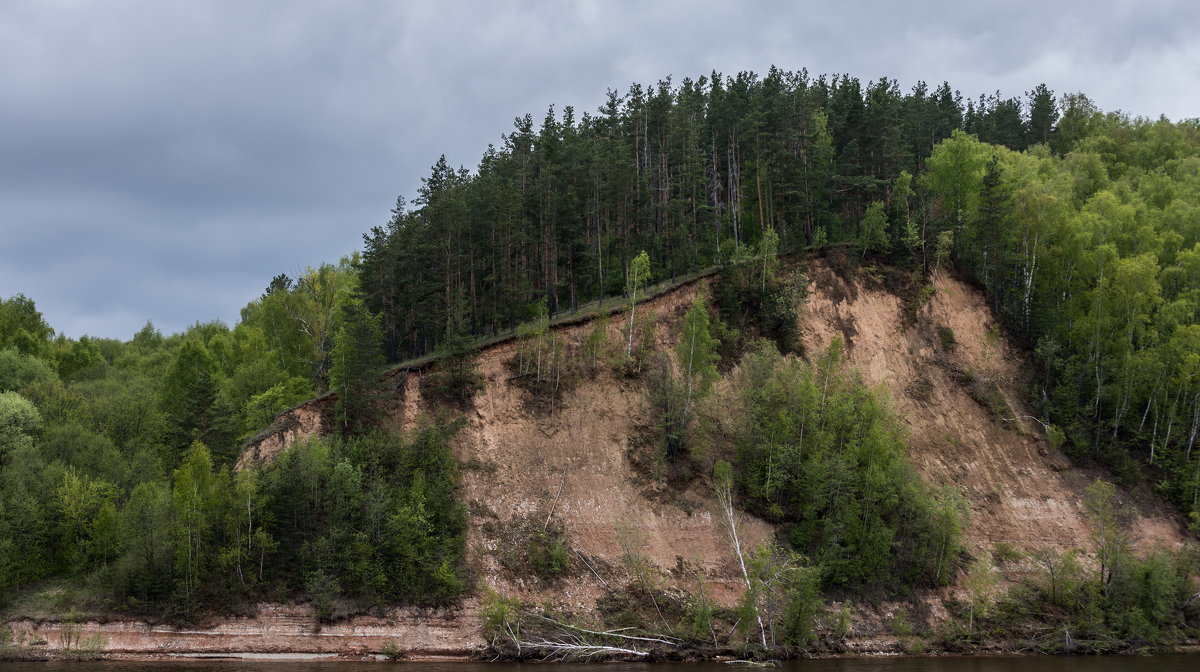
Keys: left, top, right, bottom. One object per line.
{"left": 799, "top": 259, "right": 1187, "bottom": 557}
{"left": 17, "top": 261, "right": 1189, "bottom": 659}
{"left": 449, "top": 281, "right": 774, "bottom": 612}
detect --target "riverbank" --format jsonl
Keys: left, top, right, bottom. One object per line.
{"left": 5, "top": 603, "right": 1198, "bottom": 662}
{"left": 2, "top": 603, "right": 481, "bottom": 661}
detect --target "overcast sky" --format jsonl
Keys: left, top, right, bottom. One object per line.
{"left": 2, "top": 1, "right": 1197, "bottom": 340}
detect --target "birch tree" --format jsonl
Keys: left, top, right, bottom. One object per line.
{"left": 625, "top": 251, "right": 651, "bottom": 356}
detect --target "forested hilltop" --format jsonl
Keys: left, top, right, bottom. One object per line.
{"left": 2, "top": 68, "right": 1200, "bottom": 656}
{"left": 360, "top": 69, "right": 1200, "bottom": 518}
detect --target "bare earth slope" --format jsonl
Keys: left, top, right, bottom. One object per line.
{"left": 11, "top": 262, "right": 1188, "bottom": 659}
{"left": 453, "top": 282, "right": 773, "bottom": 612}
{"left": 799, "top": 260, "right": 1186, "bottom": 555}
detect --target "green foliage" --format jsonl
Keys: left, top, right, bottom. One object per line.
{"left": 379, "top": 639, "right": 404, "bottom": 660}
{"left": 975, "top": 481, "right": 1198, "bottom": 651}
{"left": 680, "top": 572, "right": 718, "bottom": 644}
{"left": 241, "top": 377, "right": 313, "bottom": 439}
{"left": 0, "top": 294, "right": 53, "bottom": 356}
{"left": 831, "top": 604, "right": 853, "bottom": 640}
{"left": 0, "top": 299, "right": 464, "bottom": 622}
{"left": 857, "top": 201, "right": 890, "bottom": 256}
{"left": 1084, "top": 479, "right": 1131, "bottom": 593}
{"left": 52, "top": 335, "right": 105, "bottom": 382}
{"left": 923, "top": 130, "right": 989, "bottom": 227}
{"left": 625, "top": 250, "right": 652, "bottom": 357}
{"left": 760, "top": 225, "right": 780, "bottom": 290}
{"left": 995, "top": 540, "right": 1198, "bottom": 652}
{"left": 261, "top": 423, "right": 468, "bottom": 608}
{"left": 645, "top": 353, "right": 690, "bottom": 463}
{"left": 423, "top": 288, "right": 484, "bottom": 408}
{"left": 0, "top": 391, "right": 41, "bottom": 467}
{"left": 240, "top": 260, "right": 357, "bottom": 390}
{"left": 304, "top": 537, "right": 342, "bottom": 623}
{"left": 510, "top": 298, "right": 577, "bottom": 403}
{"left": 0, "top": 348, "right": 59, "bottom": 393}
{"left": 937, "top": 326, "right": 957, "bottom": 350}
{"left": 711, "top": 340, "right": 960, "bottom": 592}
{"left": 676, "top": 294, "right": 721, "bottom": 403}
{"left": 160, "top": 339, "right": 225, "bottom": 457}
{"left": 889, "top": 608, "right": 914, "bottom": 636}
{"left": 492, "top": 511, "right": 572, "bottom": 582}
{"left": 527, "top": 529, "right": 570, "bottom": 579}
{"left": 992, "top": 541, "right": 1024, "bottom": 564}
{"left": 582, "top": 314, "right": 614, "bottom": 371}
{"left": 914, "top": 118, "right": 1200, "bottom": 522}
{"left": 811, "top": 226, "right": 828, "bottom": 251}
{"left": 480, "top": 587, "right": 521, "bottom": 642}
{"left": 5, "top": 69, "right": 1200, "bottom": 641}
{"left": 172, "top": 442, "right": 221, "bottom": 612}
{"left": 930, "top": 486, "right": 970, "bottom": 585}
{"left": 713, "top": 253, "right": 806, "bottom": 356}
{"left": 69, "top": 371, "right": 167, "bottom": 453}
{"left": 329, "top": 295, "right": 385, "bottom": 432}
{"left": 933, "top": 230, "right": 955, "bottom": 272}
{"left": 642, "top": 295, "right": 724, "bottom": 468}
{"left": 964, "top": 549, "right": 998, "bottom": 634}
{"left": 777, "top": 563, "right": 822, "bottom": 649}
{"left": 355, "top": 72, "right": 1042, "bottom": 367}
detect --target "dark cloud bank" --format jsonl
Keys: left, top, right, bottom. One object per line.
{"left": 1, "top": 0, "right": 1196, "bottom": 339}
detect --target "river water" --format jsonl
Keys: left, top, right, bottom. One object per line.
{"left": 2, "top": 658, "right": 1199, "bottom": 672}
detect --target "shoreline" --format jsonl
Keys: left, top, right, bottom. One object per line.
{"left": 1, "top": 602, "right": 482, "bottom": 663}
{"left": 5, "top": 610, "right": 1198, "bottom": 662}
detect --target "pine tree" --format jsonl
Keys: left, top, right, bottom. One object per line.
{"left": 426, "top": 287, "right": 483, "bottom": 407}
{"left": 329, "top": 295, "right": 384, "bottom": 434}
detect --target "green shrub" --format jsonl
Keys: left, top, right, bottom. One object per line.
{"left": 714, "top": 339, "right": 962, "bottom": 593}
{"left": 480, "top": 588, "right": 522, "bottom": 645}
{"left": 528, "top": 530, "right": 571, "bottom": 579}
{"left": 831, "top": 605, "right": 853, "bottom": 640}
{"left": 992, "top": 541, "right": 1024, "bottom": 563}
{"left": 889, "top": 608, "right": 914, "bottom": 636}
{"left": 937, "top": 325, "right": 956, "bottom": 351}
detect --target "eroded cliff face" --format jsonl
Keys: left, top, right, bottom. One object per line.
{"left": 798, "top": 261, "right": 1187, "bottom": 557}
{"left": 19, "top": 263, "right": 1187, "bottom": 660}
{"left": 453, "top": 281, "right": 774, "bottom": 613}
{"left": 236, "top": 401, "right": 327, "bottom": 470}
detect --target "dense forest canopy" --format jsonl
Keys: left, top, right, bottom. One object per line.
{"left": 359, "top": 70, "right": 1063, "bottom": 361}
{"left": 2, "top": 67, "right": 1199, "bottom": 644}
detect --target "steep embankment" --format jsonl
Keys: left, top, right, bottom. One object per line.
{"left": 13, "top": 263, "right": 1188, "bottom": 660}
{"left": 453, "top": 282, "right": 774, "bottom": 611}
{"left": 799, "top": 260, "right": 1187, "bottom": 557}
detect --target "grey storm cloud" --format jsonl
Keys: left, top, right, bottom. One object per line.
{"left": 1, "top": 0, "right": 1197, "bottom": 339}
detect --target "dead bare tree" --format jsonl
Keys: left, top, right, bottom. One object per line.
{"left": 713, "top": 460, "right": 768, "bottom": 649}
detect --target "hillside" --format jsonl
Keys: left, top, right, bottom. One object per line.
{"left": 800, "top": 259, "right": 1187, "bottom": 556}
{"left": 13, "top": 257, "right": 1178, "bottom": 659}
{"left": 5, "top": 67, "right": 1200, "bottom": 661}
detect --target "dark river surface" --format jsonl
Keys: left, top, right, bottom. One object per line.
{"left": 2, "top": 659, "right": 1199, "bottom": 672}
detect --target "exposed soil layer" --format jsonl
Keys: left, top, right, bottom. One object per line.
{"left": 3, "top": 602, "right": 479, "bottom": 660}
{"left": 455, "top": 281, "right": 774, "bottom": 613}
{"left": 236, "top": 401, "right": 327, "bottom": 470}
{"left": 799, "top": 260, "right": 1187, "bottom": 559}
{"left": 12, "top": 262, "right": 1190, "bottom": 659}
